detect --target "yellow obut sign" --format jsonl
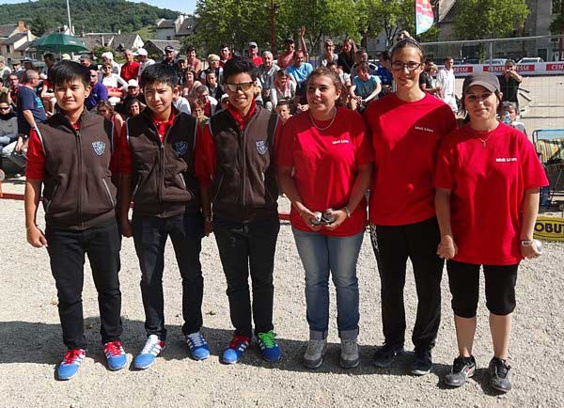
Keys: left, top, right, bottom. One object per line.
{"left": 534, "top": 216, "right": 564, "bottom": 241}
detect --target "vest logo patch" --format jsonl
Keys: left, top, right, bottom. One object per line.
{"left": 174, "top": 141, "right": 189, "bottom": 156}
{"left": 92, "top": 141, "right": 106, "bottom": 156}
{"left": 256, "top": 140, "right": 268, "bottom": 155}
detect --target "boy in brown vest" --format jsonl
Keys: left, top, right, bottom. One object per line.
{"left": 118, "top": 64, "right": 208, "bottom": 369}
{"left": 24, "top": 60, "right": 125, "bottom": 380}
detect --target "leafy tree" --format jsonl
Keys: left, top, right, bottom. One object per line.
{"left": 359, "top": 0, "right": 416, "bottom": 48}
{"left": 29, "top": 15, "right": 52, "bottom": 37}
{"left": 453, "top": 0, "right": 529, "bottom": 40}
{"left": 550, "top": 0, "right": 564, "bottom": 35}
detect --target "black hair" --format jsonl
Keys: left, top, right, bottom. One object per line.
{"left": 140, "top": 63, "right": 179, "bottom": 89}
{"left": 220, "top": 44, "right": 230, "bottom": 50}
{"left": 379, "top": 51, "right": 391, "bottom": 61}
{"left": 391, "top": 38, "right": 425, "bottom": 62}
{"left": 186, "top": 45, "right": 196, "bottom": 52}
{"left": 222, "top": 56, "right": 257, "bottom": 83}
{"left": 48, "top": 60, "right": 90, "bottom": 88}
{"left": 356, "top": 62, "right": 369, "bottom": 71}
{"left": 43, "top": 53, "right": 55, "bottom": 62}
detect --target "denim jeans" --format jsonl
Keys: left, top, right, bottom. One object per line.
{"left": 46, "top": 218, "right": 122, "bottom": 349}
{"left": 292, "top": 228, "right": 364, "bottom": 340}
{"left": 133, "top": 211, "right": 205, "bottom": 341}
{"left": 213, "top": 214, "right": 280, "bottom": 338}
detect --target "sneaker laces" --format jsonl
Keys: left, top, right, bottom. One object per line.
{"left": 187, "top": 332, "right": 206, "bottom": 347}
{"left": 141, "top": 336, "right": 163, "bottom": 355}
{"left": 229, "top": 335, "right": 250, "bottom": 349}
{"left": 104, "top": 341, "right": 123, "bottom": 357}
{"left": 495, "top": 358, "right": 511, "bottom": 378}
{"left": 258, "top": 331, "right": 276, "bottom": 348}
{"left": 63, "top": 348, "right": 84, "bottom": 364}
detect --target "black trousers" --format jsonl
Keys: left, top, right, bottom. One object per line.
{"left": 46, "top": 219, "right": 122, "bottom": 350}
{"left": 370, "top": 217, "right": 443, "bottom": 351}
{"left": 213, "top": 214, "right": 280, "bottom": 338}
{"left": 133, "top": 211, "right": 205, "bottom": 341}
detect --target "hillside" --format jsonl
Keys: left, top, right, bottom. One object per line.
{"left": 0, "top": 0, "right": 179, "bottom": 34}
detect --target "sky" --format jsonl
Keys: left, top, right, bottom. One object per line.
{"left": 0, "top": 0, "right": 196, "bottom": 14}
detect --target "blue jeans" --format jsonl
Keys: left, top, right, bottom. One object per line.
{"left": 292, "top": 228, "right": 364, "bottom": 340}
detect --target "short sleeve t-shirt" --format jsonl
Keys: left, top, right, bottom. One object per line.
{"left": 364, "top": 93, "right": 457, "bottom": 226}
{"left": 17, "top": 86, "right": 46, "bottom": 135}
{"left": 276, "top": 107, "right": 374, "bottom": 237}
{"left": 286, "top": 63, "right": 314, "bottom": 85}
{"left": 353, "top": 75, "right": 381, "bottom": 99}
{"left": 435, "top": 123, "right": 548, "bottom": 265}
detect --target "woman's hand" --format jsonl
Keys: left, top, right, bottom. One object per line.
{"left": 437, "top": 235, "right": 457, "bottom": 260}
{"left": 521, "top": 242, "right": 541, "bottom": 259}
{"left": 299, "top": 207, "right": 323, "bottom": 232}
{"left": 323, "top": 208, "right": 348, "bottom": 231}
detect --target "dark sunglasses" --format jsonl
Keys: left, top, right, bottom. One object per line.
{"left": 225, "top": 82, "right": 254, "bottom": 92}
{"left": 0, "top": 106, "right": 10, "bottom": 111}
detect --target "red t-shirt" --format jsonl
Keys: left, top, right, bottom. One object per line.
{"left": 276, "top": 108, "right": 374, "bottom": 237}
{"left": 119, "top": 110, "right": 176, "bottom": 175}
{"left": 364, "top": 93, "right": 457, "bottom": 226}
{"left": 435, "top": 123, "right": 548, "bottom": 265}
{"left": 120, "top": 61, "right": 140, "bottom": 82}
{"left": 252, "top": 56, "right": 264, "bottom": 67}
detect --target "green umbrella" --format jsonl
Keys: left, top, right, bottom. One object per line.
{"left": 32, "top": 32, "right": 89, "bottom": 54}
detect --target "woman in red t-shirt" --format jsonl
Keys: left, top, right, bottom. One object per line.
{"left": 435, "top": 72, "right": 548, "bottom": 392}
{"left": 276, "top": 67, "right": 373, "bottom": 370}
{"left": 363, "top": 39, "right": 457, "bottom": 375}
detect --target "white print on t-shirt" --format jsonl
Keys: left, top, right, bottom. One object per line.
{"left": 414, "top": 126, "right": 434, "bottom": 133}
{"left": 332, "top": 139, "right": 350, "bottom": 145}
{"left": 495, "top": 157, "right": 518, "bottom": 162}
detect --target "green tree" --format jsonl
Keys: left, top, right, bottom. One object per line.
{"left": 550, "top": 0, "right": 564, "bottom": 36}
{"left": 29, "top": 15, "right": 52, "bottom": 37}
{"left": 359, "top": 0, "right": 416, "bottom": 48}
{"left": 453, "top": 0, "right": 529, "bottom": 40}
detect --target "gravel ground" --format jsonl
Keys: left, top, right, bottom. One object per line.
{"left": 0, "top": 186, "right": 563, "bottom": 408}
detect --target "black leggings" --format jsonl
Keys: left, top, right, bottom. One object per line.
{"left": 446, "top": 260, "right": 518, "bottom": 318}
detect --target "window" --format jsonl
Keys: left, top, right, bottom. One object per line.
{"left": 6, "top": 45, "right": 10, "bottom": 53}
{"left": 166, "top": 36, "right": 171, "bottom": 40}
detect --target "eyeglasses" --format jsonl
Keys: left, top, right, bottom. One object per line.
{"left": 391, "top": 61, "right": 422, "bottom": 71}
{"left": 225, "top": 82, "right": 254, "bottom": 92}
{"left": 0, "top": 107, "right": 10, "bottom": 111}
{"left": 90, "top": 74, "right": 98, "bottom": 78}
{"left": 98, "top": 110, "right": 108, "bottom": 114}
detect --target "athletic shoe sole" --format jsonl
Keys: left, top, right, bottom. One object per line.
{"left": 411, "top": 366, "right": 432, "bottom": 376}
{"left": 340, "top": 357, "right": 360, "bottom": 369}
{"left": 444, "top": 365, "right": 476, "bottom": 387}
{"left": 303, "top": 347, "right": 327, "bottom": 369}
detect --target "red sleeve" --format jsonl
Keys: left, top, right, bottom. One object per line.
{"left": 195, "top": 123, "right": 215, "bottom": 188}
{"left": 118, "top": 123, "right": 133, "bottom": 175}
{"left": 25, "top": 128, "right": 45, "bottom": 180}
{"left": 275, "top": 118, "right": 295, "bottom": 167}
{"left": 434, "top": 136, "right": 456, "bottom": 190}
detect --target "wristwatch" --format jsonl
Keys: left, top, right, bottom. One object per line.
{"left": 520, "top": 240, "right": 534, "bottom": 246}
{"left": 204, "top": 215, "right": 213, "bottom": 223}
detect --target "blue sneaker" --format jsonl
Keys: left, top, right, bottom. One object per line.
{"left": 185, "top": 332, "right": 210, "bottom": 360}
{"left": 104, "top": 340, "right": 127, "bottom": 371}
{"left": 221, "top": 334, "right": 250, "bottom": 364}
{"left": 257, "top": 331, "right": 281, "bottom": 362}
{"left": 57, "top": 348, "right": 86, "bottom": 380}
{"left": 134, "top": 335, "right": 165, "bottom": 370}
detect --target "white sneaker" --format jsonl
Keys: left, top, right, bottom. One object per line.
{"left": 303, "top": 338, "right": 327, "bottom": 369}
{"left": 340, "top": 338, "right": 359, "bottom": 368}
{"left": 133, "top": 334, "right": 165, "bottom": 370}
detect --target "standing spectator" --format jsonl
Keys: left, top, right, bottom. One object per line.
{"left": 499, "top": 101, "right": 527, "bottom": 136}
{"left": 337, "top": 38, "right": 357, "bottom": 74}
{"left": 85, "top": 69, "right": 108, "bottom": 110}
{"left": 136, "top": 48, "right": 155, "bottom": 80}
{"left": 0, "top": 56, "right": 11, "bottom": 80}
{"left": 420, "top": 60, "right": 439, "bottom": 95}
{"left": 190, "top": 99, "right": 208, "bottom": 129}
{"left": 186, "top": 46, "right": 202, "bottom": 76}
{"left": 126, "top": 98, "right": 142, "bottom": 117}
{"left": 248, "top": 42, "right": 263, "bottom": 67}
{"left": 7, "top": 73, "right": 19, "bottom": 107}
{"left": 120, "top": 49, "right": 140, "bottom": 82}
{"left": 161, "top": 45, "right": 177, "bottom": 67}
{"left": 100, "top": 62, "right": 128, "bottom": 104}
{"left": 173, "top": 86, "right": 192, "bottom": 115}
{"left": 257, "top": 51, "right": 279, "bottom": 111}
{"left": 205, "top": 72, "right": 224, "bottom": 101}
{"left": 498, "top": 60, "right": 522, "bottom": 110}
{"left": 195, "top": 85, "right": 217, "bottom": 117}
{"left": 277, "top": 27, "right": 308, "bottom": 70}
{"left": 436, "top": 56, "right": 458, "bottom": 113}
{"left": 176, "top": 55, "right": 188, "bottom": 84}
{"left": 102, "top": 52, "right": 120, "bottom": 75}
{"left": 200, "top": 54, "right": 223, "bottom": 84}
{"left": 195, "top": 56, "right": 281, "bottom": 365}
{"left": 320, "top": 39, "right": 339, "bottom": 67}
{"left": 275, "top": 100, "right": 291, "bottom": 124}
{"left": 286, "top": 50, "right": 313, "bottom": 109}
{"left": 364, "top": 39, "right": 457, "bottom": 376}
{"left": 435, "top": 72, "right": 547, "bottom": 392}
{"left": 79, "top": 55, "right": 93, "bottom": 68}
{"left": 270, "top": 70, "right": 296, "bottom": 111}
{"left": 182, "top": 70, "right": 202, "bottom": 102}
{"left": 376, "top": 51, "right": 393, "bottom": 96}
{"left": 219, "top": 44, "right": 231, "bottom": 68}
{"left": 276, "top": 66, "right": 373, "bottom": 370}
{"left": 11, "top": 61, "right": 23, "bottom": 79}
{"left": 17, "top": 70, "right": 46, "bottom": 140}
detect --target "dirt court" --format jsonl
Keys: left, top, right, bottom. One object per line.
{"left": 0, "top": 75, "right": 563, "bottom": 408}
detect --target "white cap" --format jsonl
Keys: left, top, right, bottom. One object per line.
{"left": 61, "top": 53, "right": 71, "bottom": 60}
{"left": 127, "top": 79, "right": 139, "bottom": 88}
{"left": 135, "top": 48, "right": 148, "bottom": 56}
{"left": 101, "top": 51, "right": 114, "bottom": 60}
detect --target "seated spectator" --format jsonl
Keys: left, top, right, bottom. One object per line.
{"left": 286, "top": 50, "right": 312, "bottom": 111}
{"left": 173, "top": 85, "right": 191, "bottom": 115}
{"left": 277, "top": 27, "right": 308, "bottom": 70}
{"left": 195, "top": 85, "right": 217, "bottom": 117}
{"left": 182, "top": 70, "right": 202, "bottom": 102}
{"left": 349, "top": 62, "right": 381, "bottom": 112}
{"left": 7, "top": 74, "right": 19, "bottom": 108}
{"left": 0, "top": 99, "right": 18, "bottom": 170}
{"left": 79, "top": 54, "right": 93, "bottom": 68}
{"left": 126, "top": 97, "right": 142, "bottom": 117}
{"left": 177, "top": 55, "right": 188, "bottom": 84}
{"left": 123, "top": 79, "right": 146, "bottom": 106}
{"left": 120, "top": 49, "right": 140, "bottom": 82}
{"left": 161, "top": 45, "right": 177, "bottom": 67}
{"left": 257, "top": 51, "right": 279, "bottom": 111}
{"left": 219, "top": 44, "right": 232, "bottom": 68}
{"left": 100, "top": 62, "right": 127, "bottom": 104}
{"left": 96, "top": 100, "right": 124, "bottom": 151}
{"left": 337, "top": 38, "right": 357, "bottom": 74}
{"left": 350, "top": 49, "right": 376, "bottom": 78}
{"left": 0, "top": 78, "right": 8, "bottom": 100}
{"left": 275, "top": 100, "right": 292, "bottom": 125}
{"left": 270, "top": 70, "right": 296, "bottom": 111}
{"left": 499, "top": 101, "right": 527, "bottom": 136}
{"left": 376, "top": 51, "right": 393, "bottom": 96}
{"left": 201, "top": 54, "right": 223, "bottom": 84}
{"left": 0, "top": 56, "right": 11, "bottom": 81}
{"left": 327, "top": 61, "right": 352, "bottom": 107}
{"left": 320, "top": 39, "right": 339, "bottom": 67}
{"left": 86, "top": 68, "right": 108, "bottom": 110}
{"left": 186, "top": 46, "right": 202, "bottom": 76}
{"left": 136, "top": 48, "right": 155, "bottom": 79}
{"left": 205, "top": 71, "right": 224, "bottom": 101}
{"left": 219, "top": 93, "right": 229, "bottom": 111}
{"left": 190, "top": 99, "right": 208, "bottom": 128}
{"left": 248, "top": 42, "right": 263, "bottom": 67}
{"left": 102, "top": 51, "right": 121, "bottom": 75}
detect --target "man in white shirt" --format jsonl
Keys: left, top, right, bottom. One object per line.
{"left": 136, "top": 48, "right": 155, "bottom": 81}
{"left": 436, "top": 57, "right": 458, "bottom": 113}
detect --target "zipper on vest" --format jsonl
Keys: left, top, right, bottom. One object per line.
{"left": 239, "top": 128, "right": 247, "bottom": 219}
{"left": 75, "top": 129, "right": 83, "bottom": 228}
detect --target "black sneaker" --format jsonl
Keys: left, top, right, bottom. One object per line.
{"left": 444, "top": 355, "right": 477, "bottom": 387}
{"left": 373, "top": 343, "right": 404, "bottom": 368}
{"left": 411, "top": 348, "right": 433, "bottom": 375}
{"left": 489, "top": 356, "right": 512, "bottom": 392}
